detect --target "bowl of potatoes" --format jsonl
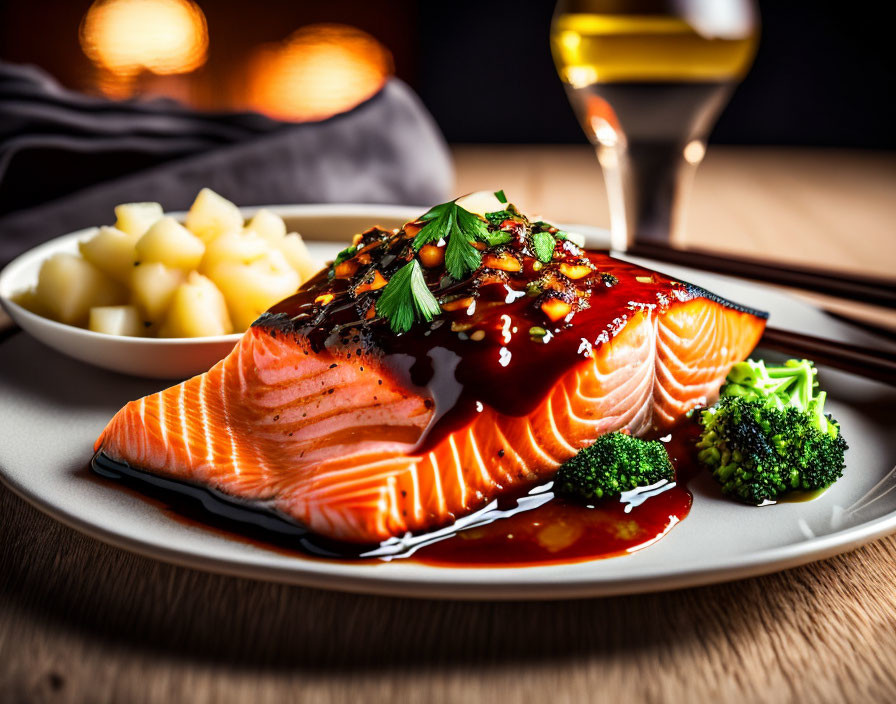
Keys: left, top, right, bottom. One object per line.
{"left": 0, "top": 189, "right": 421, "bottom": 379}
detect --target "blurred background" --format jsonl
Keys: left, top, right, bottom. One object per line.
{"left": 2, "top": 0, "right": 893, "bottom": 147}
{"left": 1, "top": 0, "right": 894, "bottom": 287}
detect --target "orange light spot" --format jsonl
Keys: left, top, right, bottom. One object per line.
{"left": 246, "top": 24, "right": 393, "bottom": 122}
{"left": 314, "top": 293, "right": 335, "bottom": 305}
{"left": 80, "top": 0, "right": 207, "bottom": 97}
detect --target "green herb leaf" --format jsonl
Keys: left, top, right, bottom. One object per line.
{"left": 333, "top": 244, "right": 357, "bottom": 266}
{"left": 478, "top": 229, "right": 513, "bottom": 247}
{"left": 445, "top": 222, "right": 482, "bottom": 279}
{"left": 377, "top": 260, "right": 441, "bottom": 333}
{"left": 418, "top": 201, "right": 453, "bottom": 222}
{"left": 494, "top": 189, "right": 507, "bottom": 204}
{"left": 531, "top": 230, "right": 556, "bottom": 263}
{"left": 413, "top": 206, "right": 453, "bottom": 250}
{"left": 410, "top": 200, "right": 489, "bottom": 279}
{"left": 454, "top": 205, "right": 489, "bottom": 243}
{"left": 485, "top": 209, "right": 512, "bottom": 227}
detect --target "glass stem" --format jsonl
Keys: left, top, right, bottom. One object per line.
{"left": 600, "top": 139, "right": 703, "bottom": 250}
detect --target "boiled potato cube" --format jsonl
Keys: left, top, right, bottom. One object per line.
{"left": 455, "top": 190, "right": 508, "bottom": 217}
{"left": 243, "top": 210, "right": 319, "bottom": 282}
{"left": 36, "top": 253, "right": 125, "bottom": 326}
{"left": 279, "top": 232, "right": 320, "bottom": 282}
{"left": 185, "top": 188, "right": 243, "bottom": 242}
{"left": 88, "top": 305, "right": 144, "bottom": 337}
{"left": 113, "top": 202, "right": 163, "bottom": 237}
{"left": 200, "top": 229, "right": 270, "bottom": 274}
{"left": 135, "top": 216, "right": 205, "bottom": 270}
{"left": 78, "top": 226, "right": 138, "bottom": 284}
{"left": 159, "top": 272, "right": 233, "bottom": 338}
{"left": 246, "top": 208, "right": 287, "bottom": 241}
{"left": 131, "top": 262, "right": 186, "bottom": 323}
{"left": 11, "top": 287, "right": 51, "bottom": 318}
{"left": 207, "top": 250, "right": 300, "bottom": 330}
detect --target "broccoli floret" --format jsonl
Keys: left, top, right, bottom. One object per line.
{"left": 555, "top": 432, "right": 674, "bottom": 501}
{"left": 697, "top": 359, "right": 847, "bottom": 504}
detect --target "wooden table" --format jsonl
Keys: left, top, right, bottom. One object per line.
{"left": 2, "top": 146, "right": 895, "bottom": 702}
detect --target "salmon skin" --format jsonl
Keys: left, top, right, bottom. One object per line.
{"left": 96, "top": 216, "right": 767, "bottom": 544}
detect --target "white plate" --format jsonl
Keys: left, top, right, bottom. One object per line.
{"left": 1, "top": 205, "right": 895, "bottom": 600}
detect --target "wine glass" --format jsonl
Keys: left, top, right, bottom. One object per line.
{"left": 550, "top": 0, "right": 759, "bottom": 250}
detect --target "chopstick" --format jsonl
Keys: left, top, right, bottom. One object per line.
{"left": 623, "top": 242, "right": 896, "bottom": 308}
{"left": 760, "top": 326, "right": 896, "bottom": 386}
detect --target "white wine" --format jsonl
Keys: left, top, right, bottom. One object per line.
{"left": 550, "top": 3, "right": 758, "bottom": 245}
{"left": 552, "top": 12, "right": 756, "bottom": 86}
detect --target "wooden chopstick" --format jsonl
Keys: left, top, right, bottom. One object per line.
{"left": 624, "top": 242, "right": 896, "bottom": 308}
{"left": 760, "top": 326, "right": 896, "bottom": 386}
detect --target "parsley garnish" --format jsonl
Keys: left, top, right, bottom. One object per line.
{"left": 333, "top": 244, "right": 357, "bottom": 266}
{"left": 412, "top": 200, "right": 489, "bottom": 279}
{"left": 377, "top": 260, "right": 441, "bottom": 333}
{"left": 494, "top": 189, "right": 507, "bottom": 203}
{"left": 485, "top": 209, "right": 512, "bottom": 226}
{"left": 477, "top": 229, "right": 512, "bottom": 247}
{"left": 531, "top": 230, "right": 556, "bottom": 263}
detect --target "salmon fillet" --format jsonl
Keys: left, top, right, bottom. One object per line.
{"left": 96, "top": 219, "right": 766, "bottom": 544}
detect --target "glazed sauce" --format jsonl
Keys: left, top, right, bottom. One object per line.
{"left": 409, "top": 480, "right": 690, "bottom": 567}
{"left": 409, "top": 419, "right": 700, "bottom": 567}
{"left": 91, "top": 420, "right": 703, "bottom": 567}
{"left": 258, "top": 220, "right": 763, "bottom": 454}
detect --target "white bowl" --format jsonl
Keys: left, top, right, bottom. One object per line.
{"left": 0, "top": 204, "right": 422, "bottom": 379}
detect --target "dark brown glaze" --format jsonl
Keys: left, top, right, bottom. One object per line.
{"left": 409, "top": 423, "right": 701, "bottom": 567}
{"left": 257, "top": 215, "right": 766, "bottom": 453}
{"left": 91, "top": 419, "right": 704, "bottom": 566}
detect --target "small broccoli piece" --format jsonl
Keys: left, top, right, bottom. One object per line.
{"left": 555, "top": 432, "right": 674, "bottom": 501}
{"left": 697, "top": 359, "right": 847, "bottom": 504}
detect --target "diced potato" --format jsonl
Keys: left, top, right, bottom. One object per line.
{"left": 279, "top": 232, "right": 321, "bottom": 282}
{"left": 11, "top": 287, "right": 51, "bottom": 318}
{"left": 184, "top": 188, "right": 243, "bottom": 242}
{"left": 131, "top": 262, "right": 186, "bottom": 323}
{"left": 159, "top": 272, "right": 233, "bottom": 338}
{"left": 246, "top": 208, "right": 287, "bottom": 241}
{"left": 113, "top": 202, "right": 163, "bottom": 237}
{"left": 35, "top": 253, "right": 126, "bottom": 326}
{"left": 78, "top": 226, "right": 139, "bottom": 284}
{"left": 88, "top": 305, "right": 144, "bottom": 337}
{"left": 199, "top": 229, "right": 270, "bottom": 274}
{"left": 207, "top": 250, "right": 300, "bottom": 330}
{"left": 455, "top": 190, "right": 508, "bottom": 217}
{"left": 135, "top": 216, "right": 205, "bottom": 270}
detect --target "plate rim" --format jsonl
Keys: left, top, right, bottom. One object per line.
{"left": 2, "top": 445, "right": 894, "bottom": 600}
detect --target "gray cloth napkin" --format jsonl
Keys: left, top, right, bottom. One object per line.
{"left": 0, "top": 62, "right": 453, "bottom": 265}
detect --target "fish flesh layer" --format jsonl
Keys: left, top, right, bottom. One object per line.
{"left": 96, "top": 223, "right": 766, "bottom": 543}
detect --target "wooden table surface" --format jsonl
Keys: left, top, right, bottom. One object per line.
{"left": 2, "top": 146, "right": 896, "bottom": 703}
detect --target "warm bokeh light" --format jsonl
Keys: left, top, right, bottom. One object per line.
{"left": 246, "top": 24, "right": 393, "bottom": 122}
{"left": 80, "top": 0, "right": 208, "bottom": 96}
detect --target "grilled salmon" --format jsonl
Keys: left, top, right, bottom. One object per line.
{"left": 96, "top": 204, "right": 766, "bottom": 544}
